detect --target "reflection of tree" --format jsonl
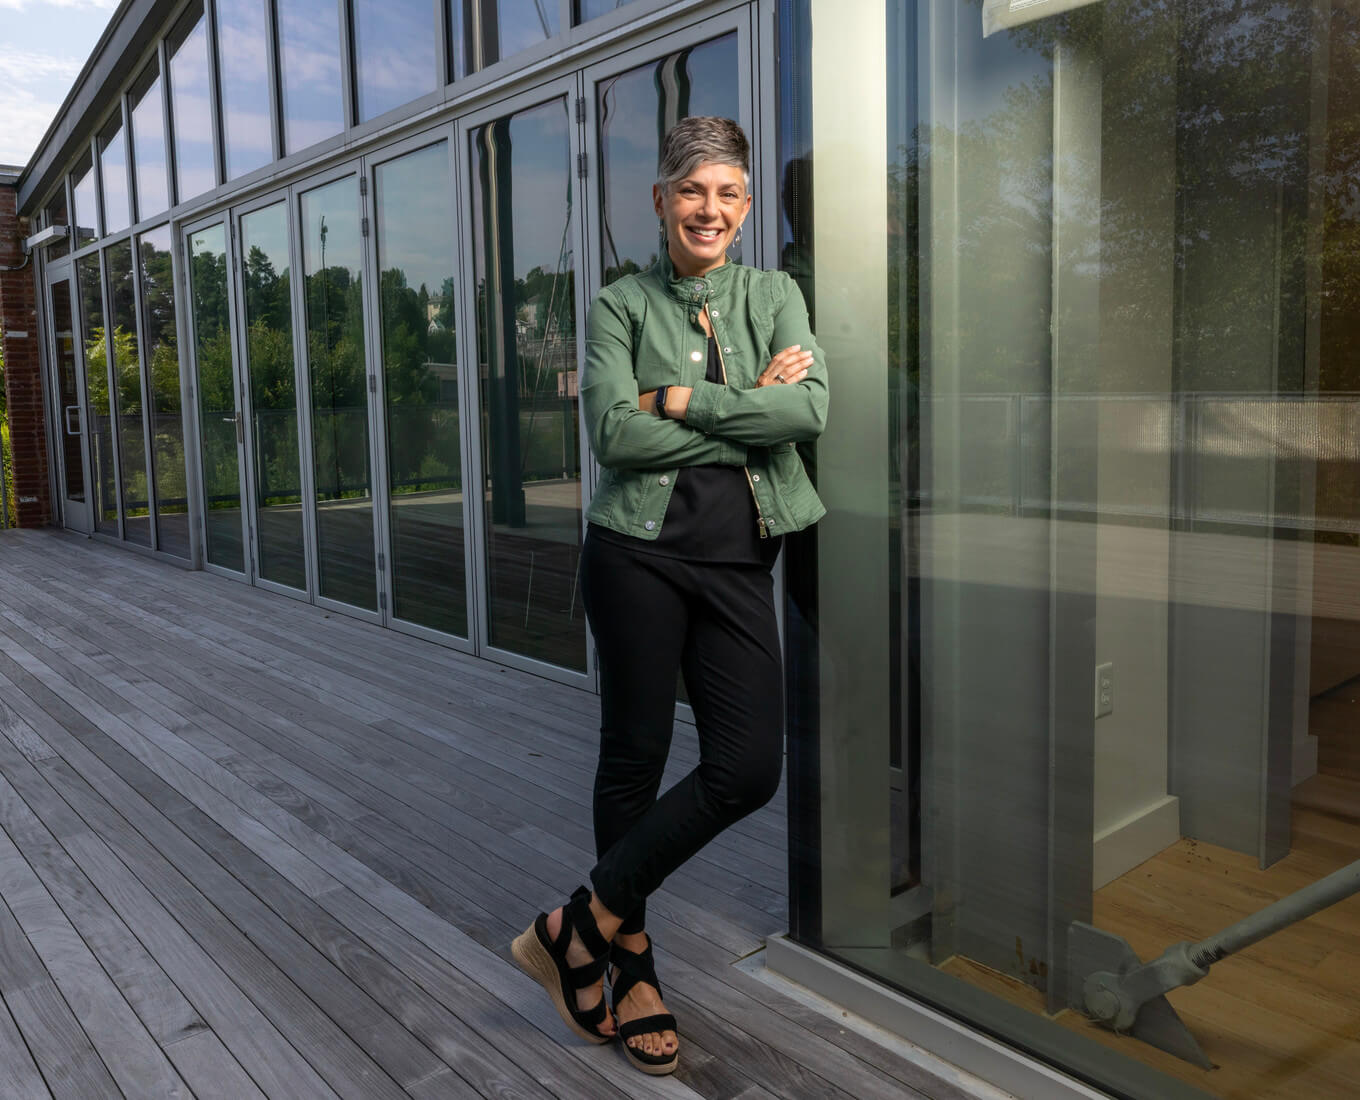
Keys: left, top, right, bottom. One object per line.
{"left": 139, "top": 235, "right": 187, "bottom": 511}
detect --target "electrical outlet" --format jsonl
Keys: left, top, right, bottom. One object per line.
{"left": 1095, "top": 662, "right": 1114, "bottom": 719}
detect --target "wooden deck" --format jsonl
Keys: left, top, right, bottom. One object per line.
{"left": 0, "top": 528, "right": 957, "bottom": 1100}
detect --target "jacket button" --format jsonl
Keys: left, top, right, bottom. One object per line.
{"left": 766, "top": 519, "right": 776, "bottom": 528}
{"left": 645, "top": 520, "right": 656, "bottom": 531}
{"left": 751, "top": 474, "right": 760, "bottom": 482}
{"left": 724, "top": 346, "right": 732, "bottom": 354}
{"left": 659, "top": 475, "right": 669, "bottom": 486}
{"left": 710, "top": 309, "right": 720, "bottom": 318}
{"left": 690, "top": 350, "right": 703, "bottom": 361}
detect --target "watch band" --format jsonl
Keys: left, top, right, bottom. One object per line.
{"left": 655, "top": 385, "right": 670, "bottom": 418}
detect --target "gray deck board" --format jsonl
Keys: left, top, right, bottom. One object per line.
{"left": 0, "top": 529, "right": 958, "bottom": 1099}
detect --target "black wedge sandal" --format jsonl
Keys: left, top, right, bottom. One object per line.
{"left": 511, "top": 886, "right": 615, "bottom": 1044}
{"left": 610, "top": 936, "right": 679, "bottom": 1076}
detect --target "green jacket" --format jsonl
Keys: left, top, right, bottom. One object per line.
{"left": 582, "top": 254, "right": 828, "bottom": 542}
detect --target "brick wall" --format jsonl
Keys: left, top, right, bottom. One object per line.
{"left": 0, "top": 181, "right": 52, "bottom": 528}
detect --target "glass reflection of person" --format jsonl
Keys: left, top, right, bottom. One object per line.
{"left": 513, "top": 117, "right": 829, "bottom": 1076}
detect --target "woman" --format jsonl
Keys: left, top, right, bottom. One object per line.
{"left": 512, "top": 116, "right": 827, "bottom": 1076}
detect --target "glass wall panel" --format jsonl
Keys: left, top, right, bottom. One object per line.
{"left": 188, "top": 224, "right": 244, "bottom": 571}
{"left": 300, "top": 177, "right": 375, "bottom": 609}
{"left": 130, "top": 64, "right": 169, "bottom": 221}
{"left": 240, "top": 202, "right": 306, "bottom": 590}
{"left": 596, "top": 33, "right": 739, "bottom": 285}
{"left": 470, "top": 98, "right": 584, "bottom": 670}
{"left": 72, "top": 151, "right": 98, "bottom": 244}
{"left": 140, "top": 226, "right": 189, "bottom": 558}
{"left": 50, "top": 280, "right": 83, "bottom": 503}
{"left": 277, "top": 0, "right": 344, "bottom": 153}
{"left": 44, "top": 190, "right": 70, "bottom": 260}
{"left": 99, "top": 116, "right": 130, "bottom": 235}
{"left": 168, "top": 4, "right": 216, "bottom": 201}
{"left": 375, "top": 141, "right": 467, "bottom": 637}
{"left": 354, "top": 0, "right": 436, "bottom": 122}
{"left": 76, "top": 255, "right": 117, "bottom": 531}
{"left": 789, "top": 1, "right": 1360, "bottom": 1098}
{"left": 106, "top": 240, "right": 151, "bottom": 545}
{"left": 576, "top": 0, "right": 633, "bottom": 23}
{"left": 463, "top": 0, "right": 559, "bottom": 73}
{"left": 216, "top": 0, "right": 273, "bottom": 179}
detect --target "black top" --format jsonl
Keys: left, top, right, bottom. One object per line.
{"left": 591, "top": 337, "right": 779, "bottom": 566}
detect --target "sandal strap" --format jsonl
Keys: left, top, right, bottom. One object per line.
{"left": 610, "top": 937, "right": 663, "bottom": 1006}
{"left": 574, "top": 997, "right": 609, "bottom": 1030}
{"left": 566, "top": 956, "right": 608, "bottom": 987}
{"left": 565, "top": 886, "right": 611, "bottom": 958}
{"left": 616, "top": 1012, "right": 677, "bottom": 1041}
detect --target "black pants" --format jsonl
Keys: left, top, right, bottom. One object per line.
{"left": 580, "top": 532, "right": 784, "bottom": 935}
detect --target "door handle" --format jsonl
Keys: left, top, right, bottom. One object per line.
{"left": 223, "top": 411, "right": 244, "bottom": 443}
{"left": 64, "top": 404, "right": 81, "bottom": 435}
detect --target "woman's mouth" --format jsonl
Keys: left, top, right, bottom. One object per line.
{"left": 685, "top": 226, "right": 722, "bottom": 242}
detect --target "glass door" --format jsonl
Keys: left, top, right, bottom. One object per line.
{"left": 47, "top": 265, "right": 91, "bottom": 534}
{"left": 459, "top": 80, "right": 590, "bottom": 681}
{"left": 185, "top": 218, "right": 248, "bottom": 573}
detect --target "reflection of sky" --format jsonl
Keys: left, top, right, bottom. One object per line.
{"left": 375, "top": 142, "right": 455, "bottom": 294}
{"left": 131, "top": 75, "right": 168, "bottom": 218}
{"left": 497, "top": 0, "right": 558, "bottom": 62}
{"left": 242, "top": 202, "right": 290, "bottom": 284}
{"left": 218, "top": 0, "right": 273, "bottom": 176}
{"left": 957, "top": 19, "right": 1050, "bottom": 123}
{"left": 508, "top": 101, "right": 572, "bottom": 276}
{"left": 301, "top": 177, "right": 361, "bottom": 279}
{"left": 354, "top": 0, "right": 436, "bottom": 122}
{"left": 578, "top": 0, "right": 632, "bottom": 22}
{"left": 170, "top": 17, "right": 215, "bottom": 201}
{"left": 72, "top": 157, "right": 97, "bottom": 237}
{"left": 599, "top": 35, "right": 739, "bottom": 274}
{"left": 278, "top": 0, "right": 343, "bottom": 153}
{"left": 100, "top": 124, "right": 130, "bottom": 233}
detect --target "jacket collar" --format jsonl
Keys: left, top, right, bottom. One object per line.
{"left": 655, "top": 251, "right": 739, "bottom": 303}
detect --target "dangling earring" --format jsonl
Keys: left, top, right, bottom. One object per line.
{"left": 658, "top": 218, "right": 668, "bottom": 248}
{"left": 727, "top": 224, "right": 743, "bottom": 257}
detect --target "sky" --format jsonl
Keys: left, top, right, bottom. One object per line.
{"left": 0, "top": 0, "right": 119, "bottom": 168}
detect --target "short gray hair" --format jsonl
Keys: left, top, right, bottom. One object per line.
{"left": 656, "top": 117, "right": 750, "bottom": 195}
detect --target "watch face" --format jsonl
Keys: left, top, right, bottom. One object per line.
{"left": 656, "top": 386, "right": 668, "bottom": 416}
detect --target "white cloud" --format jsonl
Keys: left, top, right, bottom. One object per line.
{"left": 0, "top": 87, "right": 67, "bottom": 164}
{"left": 0, "top": 49, "right": 83, "bottom": 83}
{"left": 0, "top": 0, "right": 118, "bottom": 11}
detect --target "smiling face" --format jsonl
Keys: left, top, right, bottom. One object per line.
{"left": 653, "top": 161, "right": 752, "bottom": 278}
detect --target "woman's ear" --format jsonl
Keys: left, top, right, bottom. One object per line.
{"left": 653, "top": 183, "right": 665, "bottom": 217}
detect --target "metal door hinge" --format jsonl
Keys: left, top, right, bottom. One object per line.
{"left": 361, "top": 216, "right": 370, "bottom": 237}
{"left": 359, "top": 176, "right": 368, "bottom": 196}
{"left": 377, "top": 552, "right": 385, "bottom": 572}
{"left": 575, "top": 96, "right": 586, "bottom": 123}
{"left": 368, "top": 374, "right": 376, "bottom": 393}
{"left": 379, "top": 591, "right": 388, "bottom": 611}
{"left": 577, "top": 152, "right": 588, "bottom": 179}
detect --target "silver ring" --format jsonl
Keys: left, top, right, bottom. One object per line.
{"left": 774, "top": 374, "right": 784, "bottom": 383}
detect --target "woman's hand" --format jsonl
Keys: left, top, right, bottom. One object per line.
{"left": 757, "top": 345, "right": 815, "bottom": 388}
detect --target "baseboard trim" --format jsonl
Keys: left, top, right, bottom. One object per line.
{"left": 1093, "top": 794, "right": 1180, "bottom": 889}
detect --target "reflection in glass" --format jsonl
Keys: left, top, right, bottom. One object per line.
{"left": 50, "top": 280, "right": 84, "bottom": 503}
{"left": 463, "top": 0, "right": 559, "bottom": 73}
{"left": 130, "top": 64, "right": 169, "bottom": 220}
{"left": 354, "top": 0, "right": 436, "bottom": 122}
{"left": 168, "top": 4, "right": 215, "bottom": 201}
{"left": 597, "top": 33, "right": 739, "bottom": 285}
{"left": 99, "top": 118, "right": 130, "bottom": 235}
{"left": 471, "top": 99, "right": 583, "bottom": 670}
{"left": 375, "top": 142, "right": 467, "bottom": 636}
{"left": 188, "top": 224, "right": 244, "bottom": 571}
{"left": 72, "top": 152, "right": 98, "bottom": 244}
{"left": 140, "top": 226, "right": 189, "bottom": 558}
{"left": 44, "top": 190, "right": 70, "bottom": 260}
{"left": 107, "top": 240, "right": 151, "bottom": 545}
{"left": 278, "top": 0, "right": 344, "bottom": 153}
{"left": 241, "top": 202, "right": 305, "bottom": 589}
{"left": 301, "top": 177, "right": 375, "bottom": 609}
{"left": 575, "top": 0, "right": 632, "bottom": 24}
{"left": 76, "top": 255, "right": 117, "bottom": 531}
{"left": 216, "top": 0, "right": 273, "bottom": 179}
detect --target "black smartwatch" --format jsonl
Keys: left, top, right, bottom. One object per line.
{"left": 654, "top": 385, "right": 671, "bottom": 418}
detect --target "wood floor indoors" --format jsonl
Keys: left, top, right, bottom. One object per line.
{"left": 0, "top": 528, "right": 960, "bottom": 1100}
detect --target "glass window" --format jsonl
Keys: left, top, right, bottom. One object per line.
{"left": 76, "top": 254, "right": 117, "bottom": 531}
{"left": 240, "top": 202, "right": 306, "bottom": 590}
{"left": 139, "top": 226, "right": 189, "bottom": 558}
{"left": 216, "top": 0, "right": 274, "bottom": 179}
{"left": 470, "top": 97, "right": 584, "bottom": 671}
{"left": 188, "top": 224, "right": 245, "bottom": 572}
{"left": 299, "top": 176, "right": 375, "bottom": 609}
{"left": 461, "top": 0, "right": 559, "bottom": 74}
{"left": 106, "top": 239, "right": 151, "bottom": 545}
{"left": 72, "top": 150, "right": 98, "bottom": 244}
{"left": 168, "top": 4, "right": 216, "bottom": 201}
{"left": 787, "top": 2, "right": 1360, "bottom": 1098}
{"left": 575, "top": 0, "right": 633, "bottom": 22}
{"left": 129, "top": 63, "right": 169, "bottom": 221}
{"left": 354, "top": 0, "right": 437, "bottom": 122}
{"left": 43, "top": 189, "right": 70, "bottom": 260}
{"left": 99, "top": 115, "right": 130, "bottom": 235}
{"left": 374, "top": 141, "right": 467, "bottom": 637}
{"left": 277, "top": 0, "right": 344, "bottom": 153}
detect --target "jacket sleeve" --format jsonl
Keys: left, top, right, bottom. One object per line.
{"left": 683, "top": 271, "right": 829, "bottom": 446}
{"left": 582, "top": 286, "right": 748, "bottom": 471}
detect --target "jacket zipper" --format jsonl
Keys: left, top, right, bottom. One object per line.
{"left": 706, "top": 298, "right": 770, "bottom": 540}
